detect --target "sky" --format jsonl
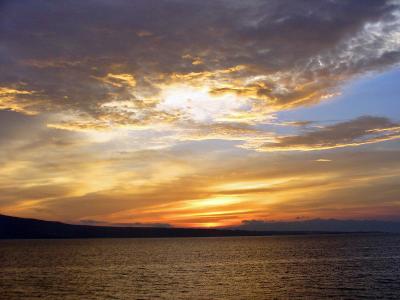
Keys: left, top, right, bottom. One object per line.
{"left": 0, "top": 0, "right": 399, "bottom": 228}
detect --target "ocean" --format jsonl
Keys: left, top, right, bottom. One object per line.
{"left": 1, "top": 234, "right": 399, "bottom": 299}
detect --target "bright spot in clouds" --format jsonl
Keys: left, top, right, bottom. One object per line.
{"left": 158, "top": 84, "right": 249, "bottom": 122}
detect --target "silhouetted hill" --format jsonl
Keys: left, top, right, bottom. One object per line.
{"left": 0, "top": 214, "right": 354, "bottom": 239}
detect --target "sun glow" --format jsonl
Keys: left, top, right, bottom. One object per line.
{"left": 217, "top": 178, "right": 293, "bottom": 191}
{"left": 158, "top": 84, "right": 248, "bottom": 122}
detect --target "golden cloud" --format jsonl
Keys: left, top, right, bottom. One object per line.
{"left": 0, "top": 87, "right": 39, "bottom": 115}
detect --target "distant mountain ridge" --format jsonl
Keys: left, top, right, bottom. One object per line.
{"left": 0, "top": 214, "right": 366, "bottom": 239}
{"left": 231, "top": 219, "right": 400, "bottom": 233}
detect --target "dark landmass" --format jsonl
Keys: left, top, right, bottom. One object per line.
{"left": 0, "top": 214, "right": 369, "bottom": 239}
{"left": 230, "top": 219, "right": 400, "bottom": 233}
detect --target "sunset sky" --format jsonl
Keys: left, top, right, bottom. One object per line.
{"left": 1, "top": 0, "right": 400, "bottom": 228}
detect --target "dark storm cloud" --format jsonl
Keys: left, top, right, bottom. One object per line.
{"left": 0, "top": 0, "right": 399, "bottom": 126}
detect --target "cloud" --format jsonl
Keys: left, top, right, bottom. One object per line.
{"left": 315, "top": 159, "right": 332, "bottom": 162}
{"left": 2, "top": 121, "right": 400, "bottom": 226}
{"left": 248, "top": 116, "right": 400, "bottom": 151}
{"left": 175, "top": 122, "right": 274, "bottom": 143}
{"left": 95, "top": 73, "right": 137, "bottom": 88}
{"left": 0, "top": 0, "right": 399, "bottom": 130}
{"left": 0, "top": 87, "right": 39, "bottom": 115}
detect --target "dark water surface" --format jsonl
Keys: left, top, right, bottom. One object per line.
{"left": 1, "top": 234, "right": 400, "bottom": 299}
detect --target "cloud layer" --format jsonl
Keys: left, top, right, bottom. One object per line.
{"left": 248, "top": 116, "right": 400, "bottom": 151}
{"left": 1, "top": 0, "right": 399, "bottom": 131}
